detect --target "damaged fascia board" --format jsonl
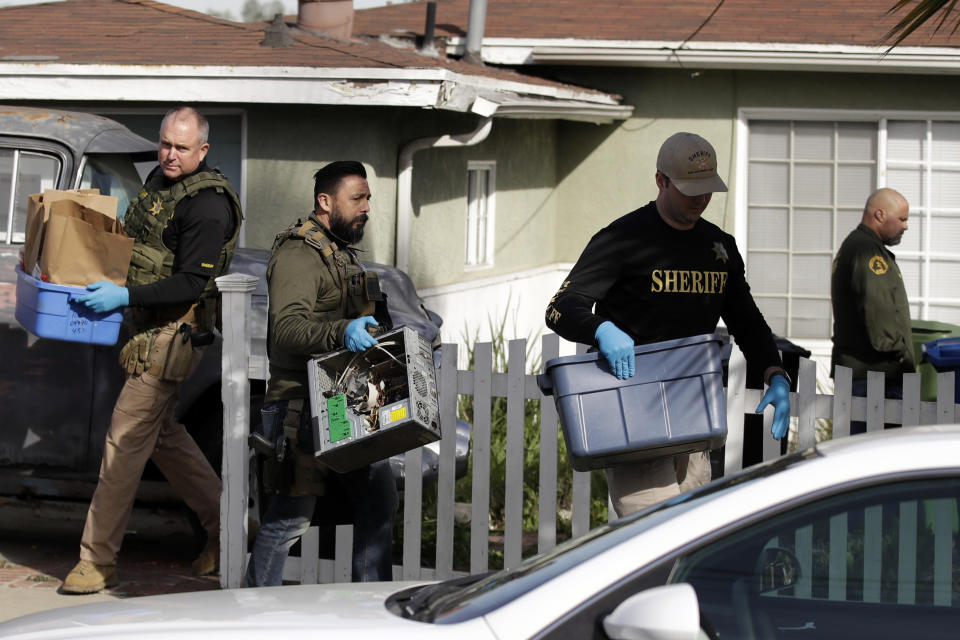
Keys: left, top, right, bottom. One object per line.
{"left": 493, "top": 100, "right": 633, "bottom": 123}
{"left": 0, "top": 64, "right": 440, "bottom": 108}
{"left": 443, "top": 37, "right": 960, "bottom": 75}
{"left": 0, "top": 63, "right": 625, "bottom": 117}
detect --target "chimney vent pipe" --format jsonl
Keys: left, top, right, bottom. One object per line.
{"left": 464, "top": 0, "right": 487, "bottom": 64}
{"left": 298, "top": 0, "right": 354, "bottom": 40}
{"left": 421, "top": 2, "right": 437, "bottom": 51}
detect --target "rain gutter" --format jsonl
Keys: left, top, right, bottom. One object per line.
{"left": 395, "top": 98, "right": 495, "bottom": 273}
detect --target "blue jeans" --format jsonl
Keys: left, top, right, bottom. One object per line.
{"left": 244, "top": 401, "right": 398, "bottom": 586}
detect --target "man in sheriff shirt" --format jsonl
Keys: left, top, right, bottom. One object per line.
{"left": 831, "top": 188, "right": 914, "bottom": 432}
{"left": 545, "top": 132, "right": 791, "bottom": 516}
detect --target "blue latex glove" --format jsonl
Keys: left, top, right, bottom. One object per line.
{"left": 76, "top": 281, "right": 129, "bottom": 313}
{"left": 755, "top": 374, "right": 791, "bottom": 440}
{"left": 595, "top": 321, "right": 635, "bottom": 380}
{"left": 344, "top": 316, "right": 379, "bottom": 352}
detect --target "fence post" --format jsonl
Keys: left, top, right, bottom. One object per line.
{"left": 470, "top": 342, "right": 493, "bottom": 573}
{"left": 724, "top": 342, "right": 747, "bottom": 471}
{"left": 504, "top": 339, "right": 526, "bottom": 568}
{"left": 216, "top": 272, "right": 258, "bottom": 589}
{"left": 936, "top": 371, "right": 956, "bottom": 424}
{"left": 796, "top": 357, "right": 817, "bottom": 450}
{"left": 538, "top": 334, "right": 559, "bottom": 553}
{"left": 866, "top": 371, "right": 885, "bottom": 432}
{"left": 402, "top": 444, "right": 423, "bottom": 580}
{"left": 435, "top": 343, "right": 459, "bottom": 578}
{"left": 571, "top": 343, "right": 591, "bottom": 538}
{"left": 334, "top": 526, "right": 353, "bottom": 582}
{"left": 300, "top": 527, "right": 319, "bottom": 584}
{"left": 902, "top": 372, "right": 921, "bottom": 427}
{"left": 833, "top": 366, "right": 852, "bottom": 439}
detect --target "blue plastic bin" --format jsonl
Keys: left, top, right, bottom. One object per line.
{"left": 14, "top": 266, "right": 123, "bottom": 345}
{"left": 538, "top": 334, "right": 727, "bottom": 472}
{"left": 922, "top": 336, "right": 960, "bottom": 399}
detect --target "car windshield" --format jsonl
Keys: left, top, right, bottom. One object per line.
{"left": 78, "top": 153, "right": 145, "bottom": 220}
{"left": 394, "top": 449, "right": 818, "bottom": 624}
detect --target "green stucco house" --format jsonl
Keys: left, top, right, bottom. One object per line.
{"left": 4, "top": 0, "right": 960, "bottom": 368}
{"left": 355, "top": 0, "right": 960, "bottom": 369}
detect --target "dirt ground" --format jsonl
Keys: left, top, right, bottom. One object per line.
{"left": 0, "top": 496, "right": 218, "bottom": 622}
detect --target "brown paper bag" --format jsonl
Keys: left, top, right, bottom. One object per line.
{"left": 22, "top": 193, "right": 47, "bottom": 274}
{"left": 39, "top": 199, "right": 134, "bottom": 287}
{"left": 23, "top": 189, "right": 117, "bottom": 275}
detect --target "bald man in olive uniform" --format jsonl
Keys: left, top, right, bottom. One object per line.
{"left": 831, "top": 188, "right": 915, "bottom": 431}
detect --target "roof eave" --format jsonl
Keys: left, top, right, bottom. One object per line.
{"left": 494, "top": 100, "right": 633, "bottom": 123}
{"left": 441, "top": 37, "right": 960, "bottom": 75}
{"left": 0, "top": 62, "right": 628, "bottom": 123}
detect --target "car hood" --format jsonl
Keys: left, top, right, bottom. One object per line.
{"left": 0, "top": 582, "right": 493, "bottom": 640}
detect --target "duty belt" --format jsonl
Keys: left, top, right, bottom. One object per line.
{"left": 177, "top": 323, "right": 215, "bottom": 347}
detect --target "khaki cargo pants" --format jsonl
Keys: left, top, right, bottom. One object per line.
{"left": 605, "top": 451, "right": 712, "bottom": 518}
{"left": 79, "top": 322, "right": 222, "bottom": 566}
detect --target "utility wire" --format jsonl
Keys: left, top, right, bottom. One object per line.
{"left": 679, "top": 0, "right": 727, "bottom": 49}
{"left": 671, "top": 0, "right": 727, "bottom": 68}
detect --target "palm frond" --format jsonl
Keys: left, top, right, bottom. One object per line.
{"left": 883, "top": 0, "right": 960, "bottom": 50}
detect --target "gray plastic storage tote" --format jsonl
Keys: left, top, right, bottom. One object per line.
{"left": 538, "top": 333, "right": 727, "bottom": 472}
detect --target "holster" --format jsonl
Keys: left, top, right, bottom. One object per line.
{"left": 148, "top": 323, "right": 198, "bottom": 382}
{"left": 259, "top": 449, "right": 294, "bottom": 496}
{"left": 255, "top": 399, "right": 326, "bottom": 497}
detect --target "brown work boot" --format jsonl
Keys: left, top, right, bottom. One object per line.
{"left": 61, "top": 560, "right": 118, "bottom": 594}
{"left": 191, "top": 539, "right": 219, "bottom": 576}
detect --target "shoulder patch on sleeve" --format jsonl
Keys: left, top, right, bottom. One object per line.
{"left": 868, "top": 255, "right": 889, "bottom": 275}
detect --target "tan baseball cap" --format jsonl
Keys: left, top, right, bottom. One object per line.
{"left": 656, "top": 132, "right": 728, "bottom": 196}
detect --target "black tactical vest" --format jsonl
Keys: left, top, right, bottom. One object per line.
{"left": 123, "top": 167, "right": 244, "bottom": 331}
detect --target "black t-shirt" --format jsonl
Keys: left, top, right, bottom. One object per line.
{"left": 546, "top": 201, "right": 782, "bottom": 371}
{"left": 127, "top": 165, "right": 235, "bottom": 309}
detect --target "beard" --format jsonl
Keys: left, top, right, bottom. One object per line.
{"left": 328, "top": 210, "right": 367, "bottom": 245}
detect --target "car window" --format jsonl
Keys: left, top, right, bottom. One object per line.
{"left": 535, "top": 560, "right": 676, "bottom": 640}
{"left": 0, "top": 148, "right": 60, "bottom": 244}
{"left": 417, "top": 499, "right": 701, "bottom": 625}
{"left": 672, "top": 476, "right": 960, "bottom": 640}
{"left": 407, "top": 452, "right": 816, "bottom": 625}
{"left": 78, "top": 153, "right": 144, "bottom": 221}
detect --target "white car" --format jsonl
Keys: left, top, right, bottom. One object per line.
{"left": 3, "top": 425, "right": 960, "bottom": 639}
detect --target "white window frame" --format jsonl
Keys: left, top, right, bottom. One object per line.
{"left": 465, "top": 160, "right": 496, "bottom": 270}
{"left": 0, "top": 148, "right": 61, "bottom": 245}
{"left": 736, "top": 107, "right": 960, "bottom": 352}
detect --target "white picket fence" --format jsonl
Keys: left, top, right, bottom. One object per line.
{"left": 215, "top": 273, "right": 960, "bottom": 589}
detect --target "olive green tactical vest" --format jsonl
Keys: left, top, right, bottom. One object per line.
{"left": 123, "top": 167, "right": 244, "bottom": 331}
{"left": 271, "top": 216, "right": 377, "bottom": 320}
{"left": 267, "top": 217, "right": 380, "bottom": 373}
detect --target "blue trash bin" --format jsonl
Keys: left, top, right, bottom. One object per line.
{"left": 921, "top": 336, "right": 960, "bottom": 400}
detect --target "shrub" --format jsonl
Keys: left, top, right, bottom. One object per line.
{"left": 394, "top": 307, "right": 609, "bottom": 572}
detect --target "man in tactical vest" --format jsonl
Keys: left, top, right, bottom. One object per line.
{"left": 244, "top": 161, "right": 398, "bottom": 586}
{"left": 62, "top": 106, "right": 243, "bottom": 594}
